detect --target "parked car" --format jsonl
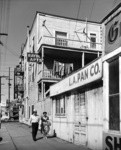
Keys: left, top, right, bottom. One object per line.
{"left": 1, "top": 115, "right": 9, "bottom": 122}
{"left": 9, "top": 113, "right": 19, "bottom": 121}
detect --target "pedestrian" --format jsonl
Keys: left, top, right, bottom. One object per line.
{"left": 30, "top": 110, "right": 40, "bottom": 141}
{"left": 41, "top": 112, "right": 50, "bottom": 139}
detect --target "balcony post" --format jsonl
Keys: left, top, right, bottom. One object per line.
{"left": 42, "top": 46, "right": 44, "bottom": 78}
{"left": 82, "top": 52, "right": 85, "bottom": 67}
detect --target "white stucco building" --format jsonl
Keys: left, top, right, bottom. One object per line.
{"left": 19, "top": 11, "right": 104, "bottom": 149}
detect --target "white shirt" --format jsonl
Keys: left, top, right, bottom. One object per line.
{"left": 30, "top": 114, "right": 40, "bottom": 123}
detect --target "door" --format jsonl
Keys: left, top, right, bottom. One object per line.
{"left": 74, "top": 92, "right": 87, "bottom": 145}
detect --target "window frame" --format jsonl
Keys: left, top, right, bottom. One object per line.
{"left": 90, "top": 33, "right": 96, "bottom": 49}
{"left": 108, "top": 58, "right": 120, "bottom": 131}
{"left": 55, "top": 31, "right": 68, "bottom": 47}
{"left": 55, "top": 95, "right": 66, "bottom": 116}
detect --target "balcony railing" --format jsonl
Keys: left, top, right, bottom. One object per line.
{"left": 55, "top": 38, "right": 68, "bottom": 47}
{"left": 38, "top": 35, "right": 102, "bottom": 51}
{"left": 38, "top": 69, "right": 61, "bottom": 81}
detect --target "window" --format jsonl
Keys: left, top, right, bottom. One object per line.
{"left": 90, "top": 33, "right": 96, "bottom": 49}
{"left": 32, "top": 105, "right": 34, "bottom": 114}
{"left": 109, "top": 58, "right": 120, "bottom": 131}
{"left": 55, "top": 31, "right": 67, "bottom": 47}
{"left": 32, "top": 36, "right": 35, "bottom": 53}
{"left": 38, "top": 83, "right": 41, "bottom": 101}
{"left": 74, "top": 92, "right": 85, "bottom": 114}
{"left": 29, "top": 106, "right": 30, "bottom": 118}
{"left": 32, "top": 64, "right": 34, "bottom": 82}
{"left": 55, "top": 96, "right": 66, "bottom": 116}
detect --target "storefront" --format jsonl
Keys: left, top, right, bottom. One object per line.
{"left": 103, "top": 47, "right": 121, "bottom": 150}
{"left": 50, "top": 58, "right": 103, "bottom": 149}
{"left": 102, "top": 3, "right": 121, "bottom": 150}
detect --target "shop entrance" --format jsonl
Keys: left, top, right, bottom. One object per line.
{"left": 74, "top": 92, "right": 87, "bottom": 145}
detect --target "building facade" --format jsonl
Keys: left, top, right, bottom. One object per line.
{"left": 102, "top": 3, "right": 121, "bottom": 150}
{"left": 50, "top": 58, "right": 103, "bottom": 149}
{"left": 49, "top": 3, "right": 121, "bottom": 150}
{"left": 16, "top": 11, "right": 105, "bottom": 149}
{"left": 20, "top": 12, "right": 103, "bottom": 126}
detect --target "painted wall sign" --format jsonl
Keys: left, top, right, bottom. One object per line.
{"left": 27, "top": 53, "right": 42, "bottom": 63}
{"left": 103, "top": 132, "right": 121, "bottom": 150}
{"left": 50, "top": 58, "right": 102, "bottom": 97}
{"left": 105, "top": 10, "right": 121, "bottom": 54}
{"left": 69, "top": 59, "right": 101, "bottom": 87}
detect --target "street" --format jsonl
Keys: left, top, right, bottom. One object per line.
{"left": 0, "top": 122, "right": 89, "bottom": 150}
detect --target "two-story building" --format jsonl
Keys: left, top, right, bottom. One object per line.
{"left": 102, "top": 3, "right": 121, "bottom": 150}
{"left": 20, "top": 12, "right": 103, "bottom": 126}
{"left": 19, "top": 11, "right": 104, "bottom": 149}
{"left": 50, "top": 3, "right": 121, "bottom": 150}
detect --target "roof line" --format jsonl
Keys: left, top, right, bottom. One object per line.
{"left": 101, "top": 2, "right": 121, "bottom": 23}
{"left": 28, "top": 10, "right": 101, "bottom": 35}
{"left": 36, "top": 11, "right": 100, "bottom": 24}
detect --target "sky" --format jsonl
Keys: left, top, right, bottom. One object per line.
{"left": 1, "top": 0, "right": 119, "bottom": 71}
{"left": 0, "top": 0, "right": 120, "bottom": 103}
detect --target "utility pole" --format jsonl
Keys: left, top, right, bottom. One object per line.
{"left": 0, "top": 75, "right": 8, "bottom": 133}
{"left": 0, "top": 76, "right": 8, "bottom": 104}
{"left": 8, "top": 67, "right": 11, "bottom": 105}
{"left": 0, "top": 31, "right": 8, "bottom": 142}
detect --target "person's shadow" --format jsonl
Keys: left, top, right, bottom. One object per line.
{"left": 36, "top": 132, "right": 56, "bottom": 141}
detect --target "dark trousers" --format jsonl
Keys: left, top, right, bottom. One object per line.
{"left": 32, "top": 122, "right": 38, "bottom": 141}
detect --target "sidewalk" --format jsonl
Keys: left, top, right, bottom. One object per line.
{"left": 0, "top": 124, "right": 15, "bottom": 150}
{"left": 0, "top": 122, "right": 90, "bottom": 150}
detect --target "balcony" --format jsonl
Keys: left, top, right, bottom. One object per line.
{"left": 38, "top": 69, "right": 61, "bottom": 82}
{"left": 38, "top": 35, "right": 102, "bottom": 52}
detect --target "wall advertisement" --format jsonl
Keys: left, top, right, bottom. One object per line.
{"left": 50, "top": 58, "right": 102, "bottom": 97}
{"left": 105, "top": 10, "right": 121, "bottom": 54}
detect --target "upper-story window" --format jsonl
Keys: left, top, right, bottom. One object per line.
{"left": 32, "top": 36, "right": 35, "bottom": 53}
{"left": 90, "top": 33, "right": 96, "bottom": 49}
{"left": 55, "top": 31, "right": 67, "bottom": 47}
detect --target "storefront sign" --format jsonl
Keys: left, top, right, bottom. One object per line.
{"left": 69, "top": 59, "right": 101, "bottom": 87}
{"left": 27, "top": 53, "right": 42, "bottom": 63}
{"left": 50, "top": 58, "right": 102, "bottom": 97}
{"left": 105, "top": 9, "right": 121, "bottom": 54}
{"left": 103, "top": 132, "right": 121, "bottom": 150}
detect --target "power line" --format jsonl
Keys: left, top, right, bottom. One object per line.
{"left": 2, "top": 43, "right": 20, "bottom": 57}
{"left": 72, "top": 0, "right": 82, "bottom": 45}
{"left": 113, "top": 0, "right": 117, "bottom": 7}
{"left": 89, "top": 0, "right": 95, "bottom": 21}
{"left": 3, "top": 0, "right": 10, "bottom": 68}
{"left": 74, "top": 0, "right": 82, "bottom": 32}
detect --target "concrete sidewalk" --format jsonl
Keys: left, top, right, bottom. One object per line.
{"left": 0, "top": 122, "right": 90, "bottom": 150}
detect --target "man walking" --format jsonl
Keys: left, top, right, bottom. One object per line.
{"left": 30, "top": 110, "right": 40, "bottom": 141}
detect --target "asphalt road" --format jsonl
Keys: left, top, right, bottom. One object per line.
{"left": 0, "top": 122, "right": 89, "bottom": 150}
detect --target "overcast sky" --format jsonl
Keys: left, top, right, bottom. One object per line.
{"left": 0, "top": 0, "right": 120, "bottom": 102}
